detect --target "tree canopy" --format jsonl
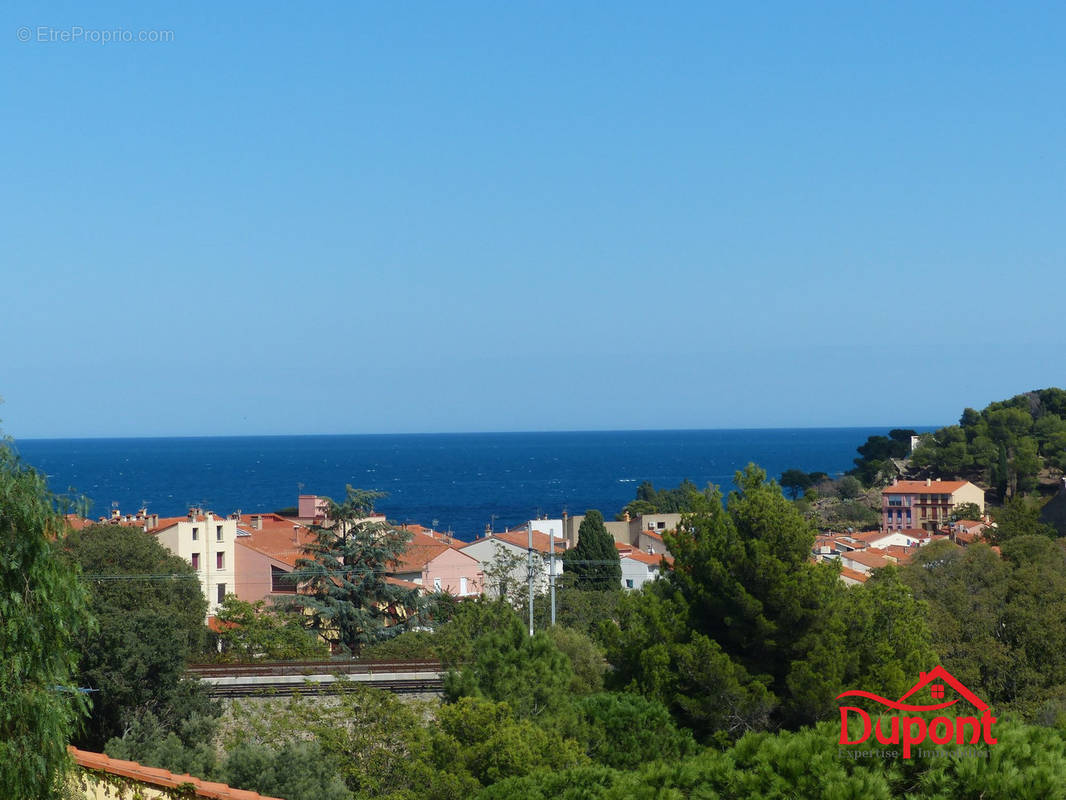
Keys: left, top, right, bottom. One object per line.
{"left": 911, "top": 388, "right": 1066, "bottom": 498}
{"left": 605, "top": 464, "right": 935, "bottom": 740}
{"left": 0, "top": 441, "right": 93, "bottom": 799}
{"left": 59, "top": 522, "right": 212, "bottom": 750}
{"left": 562, "top": 510, "right": 621, "bottom": 591}
{"left": 286, "top": 486, "right": 420, "bottom": 653}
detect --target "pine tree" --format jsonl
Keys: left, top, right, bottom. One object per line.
{"left": 563, "top": 510, "right": 622, "bottom": 591}
{"left": 287, "top": 486, "right": 420, "bottom": 653}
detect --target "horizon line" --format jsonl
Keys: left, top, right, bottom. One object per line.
{"left": 13, "top": 424, "right": 944, "bottom": 443}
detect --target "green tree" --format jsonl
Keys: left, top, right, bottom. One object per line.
{"left": 0, "top": 442, "right": 94, "bottom": 799}
{"left": 211, "top": 596, "right": 329, "bottom": 661}
{"left": 222, "top": 741, "right": 352, "bottom": 800}
{"left": 902, "top": 536, "right": 1066, "bottom": 712}
{"left": 606, "top": 465, "right": 934, "bottom": 740}
{"left": 575, "top": 692, "right": 696, "bottom": 770}
{"left": 562, "top": 510, "right": 621, "bottom": 591}
{"left": 779, "top": 469, "right": 813, "bottom": 500}
{"left": 287, "top": 486, "right": 420, "bottom": 653}
{"left": 950, "top": 501, "right": 983, "bottom": 522}
{"left": 836, "top": 475, "right": 862, "bottom": 500}
{"left": 60, "top": 523, "right": 213, "bottom": 750}
{"left": 445, "top": 612, "right": 574, "bottom": 720}
{"left": 987, "top": 495, "right": 1056, "bottom": 543}
{"left": 433, "top": 696, "right": 586, "bottom": 787}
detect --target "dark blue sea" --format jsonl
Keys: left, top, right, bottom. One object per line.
{"left": 13, "top": 429, "right": 904, "bottom": 540}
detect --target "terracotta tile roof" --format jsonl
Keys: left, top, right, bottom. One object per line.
{"left": 389, "top": 531, "right": 451, "bottom": 572}
{"left": 236, "top": 518, "right": 318, "bottom": 568}
{"left": 64, "top": 514, "right": 93, "bottom": 531}
{"left": 642, "top": 530, "right": 665, "bottom": 542}
{"left": 851, "top": 530, "right": 890, "bottom": 544}
{"left": 70, "top": 747, "right": 283, "bottom": 799}
{"left": 623, "top": 549, "right": 672, "bottom": 567}
{"left": 883, "top": 480, "right": 970, "bottom": 495}
{"left": 840, "top": 566, "right": 869, "bottom": 583}
{"left": 881, "top": 544, "right": 919, "bottom": 564}
{"left": 465, "top": 530, "right": 567, "bottom": 555}
{"left": 844, "top": 549, "right": 891, "bottom": 570}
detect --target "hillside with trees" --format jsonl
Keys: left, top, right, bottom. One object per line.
{"left": 909, "top": 388, "right": 1066, "bottom": 500}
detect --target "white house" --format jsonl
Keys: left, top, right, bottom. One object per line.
{"left": 460, "top": 529, "right": 565, "bottom": 598}
{"left": 150, "top": 510, "right": 238, "bottom": 616}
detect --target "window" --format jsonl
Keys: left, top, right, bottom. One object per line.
{"left": 216, "top": 525, "right": 223, "bottom": 541}
{"left": 271, "top": 566, "right": 296, "bottom": 593}
{"left": 625, "top": 579, "right": 634, "bottom": 589}
{"left": 216, "top": 552, "right": 224, "bottom": 569}
{"left": 930, "top": 684, "right": 944, "bottom": 699}
{"left": 460, "top": 577, "right": 468, "bottom": 595}
{"left": 217, "top": 583, "right": 226, "bottom": 604}
{"left": 191, "top": 527, "right": 199, "bottom": 541}
{"left": 191, "top": 552, "right": 200, "bottom": 570}
{"left": 433, "top": 577, "right": 442, "bottom": 591}
{"left": 657, "top": 521, "right": 666, "bottom": 529}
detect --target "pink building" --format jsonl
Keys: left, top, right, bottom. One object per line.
{"left": 882, "top": 479, "right": 985, "bottom": 533}
{"left": 389, "top": 531, "right": 483, "bottom": 596}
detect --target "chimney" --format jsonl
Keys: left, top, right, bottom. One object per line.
{"left": 926, "top": 478, "right": 931, "bottom": 487}
{"left": 293, "top": 525, "right": 300, "bottom": 545}
{"left": 252, "top": 515, "right": 263, "bottom": 530}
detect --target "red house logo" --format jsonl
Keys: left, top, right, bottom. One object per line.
{"left": 837, "top": 665, "right": 997, "bottom": 758}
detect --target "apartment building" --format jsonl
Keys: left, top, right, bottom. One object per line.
{"left": 881, "top": 479, "right": 985, "bottom": 533}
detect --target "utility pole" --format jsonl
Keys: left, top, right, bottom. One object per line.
{"left": 549, "top": 522, "right": 556, "bottom": 625}
{"left": 527, "top": 521, "right": 534, "bottom": 637}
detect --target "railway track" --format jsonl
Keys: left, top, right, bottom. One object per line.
{"left": 187, "top": 659, "right": 445, "bottom": 697}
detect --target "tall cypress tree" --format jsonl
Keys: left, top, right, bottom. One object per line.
{"left": 563, "top": 510, "right": 622, "bottom": 591}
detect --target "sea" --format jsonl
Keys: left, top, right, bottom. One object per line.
{"left": 12, "top": 428, "right": 905, "bottom": 541}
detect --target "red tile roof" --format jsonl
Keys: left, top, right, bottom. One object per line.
{"left": 64, "top": 514, "right": 93, "bottom": 531}
{"left": 236, "top": 517, "right": 318, "bottom": 568}
{"left": 389, "top": 531, "right": 451, "bottom": 572}
{"left": 840, "top": 566, "right": 869, "bottom": 583}
{"left": 465, "top": 529, "right": 567, "bottom": 555}
{"left": 71, "top": 747, "right": 283, "bottom": 799}
{"left": 883, "top": 480, "right": 970, "bottom": 495}
{"left": 844, "top": 549, "right": 891, "bottom": 570}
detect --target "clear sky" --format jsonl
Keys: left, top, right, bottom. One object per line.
{"left": 2, "top": 2, "right": 1064, "bottom": 438}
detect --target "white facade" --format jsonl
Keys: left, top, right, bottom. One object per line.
{"left": 525, "top": 518, "right": 564, "bottom": 539}
{"left": 620, "top": 555, "right": 661, "bottom": 591}
{"left": 154, "top": 513, "right": 238, "bottom": 616}
{"left": 460, "top": 537, "right": 560, "bottom": 598}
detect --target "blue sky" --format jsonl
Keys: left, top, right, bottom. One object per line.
{"left": 2, "top": 2, "right": 1064, "bottom": 437}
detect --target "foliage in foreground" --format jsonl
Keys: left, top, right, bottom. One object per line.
{"left": 59, "top": 523, "right": 215, "bottom": 750}
{"left": 0, "top": 441, "right": 93, "bottom": 799}
{"left": 479, "top": 718, "right": 1066, "bottom": 800}
{"left": 605, "top": 465, "right": 936, "bottom": 741}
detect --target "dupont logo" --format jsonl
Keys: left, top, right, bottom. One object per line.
{"left": 837, "top": 665, "right": 997, "bottom": 758}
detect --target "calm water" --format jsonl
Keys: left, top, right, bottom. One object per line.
{"left": 14, "top": 428, "right": 899, "bottom": 540}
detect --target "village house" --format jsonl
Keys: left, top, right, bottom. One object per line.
{"left": 562, "top": 510, "right": 676, "bottom": 557}
{"left": 460, "top": 528, "right": 567, "bottom": 598}
{"left": 881, "top": 478, "right": 985, "bottom": 533}
{"left": 148, "top": 509, "right": 238, "bottom": 616}
{"left": 230, "top": 512, "right": 317, "bottom": 605}
{"left": 615, "top": 542, "right": 671, "bottom": 590}
{"left": 387, "top": 529, "right": 483, "bottom": 596}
